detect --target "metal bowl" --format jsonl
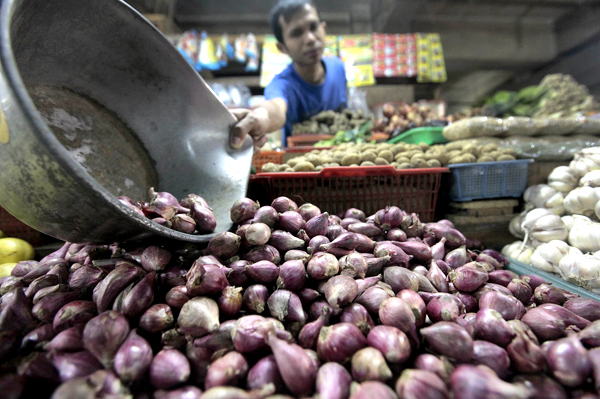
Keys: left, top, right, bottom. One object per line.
{"left": 0, "top": 0, "right": 253, "bottom": 244}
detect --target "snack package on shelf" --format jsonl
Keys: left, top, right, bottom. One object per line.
{"left": 176, "top": 30, "right": 199, "bottom": 66}
{"left": 339, "top": 34, "right": 375, "bottom": 87}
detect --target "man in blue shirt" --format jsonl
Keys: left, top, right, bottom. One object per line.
{"left": 229, "top": 0, "right": 347, "bottom": 149}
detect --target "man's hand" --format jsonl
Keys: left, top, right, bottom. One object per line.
{"left": 230, "top": 108, "right": 270, "bottom": 151}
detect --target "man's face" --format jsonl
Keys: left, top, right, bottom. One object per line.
{"left": 277, "top": 4, "right": 326, "bottom": 66}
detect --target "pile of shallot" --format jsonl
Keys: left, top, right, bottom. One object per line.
{"left": 1, "top": 196, "right": 600, "bottom": 399}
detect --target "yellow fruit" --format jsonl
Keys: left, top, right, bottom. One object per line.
{"left": 0, "top": 263, "right": 17, "bottom": 278}
{"left": 0, "top": 237, "right": 35, "bottom": 264}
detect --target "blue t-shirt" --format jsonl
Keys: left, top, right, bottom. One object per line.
{"left": 264, "top": 56, "right": 347, "bottom": 146}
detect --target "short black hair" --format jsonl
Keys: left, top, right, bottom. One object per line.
{"left": 269, "top": 0, "right": 318, "bottom": 44}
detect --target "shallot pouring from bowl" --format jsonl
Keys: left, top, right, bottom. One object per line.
{"left": 0, "top": 0, "right": 253, "bottom": 244}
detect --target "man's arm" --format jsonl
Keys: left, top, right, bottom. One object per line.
{"left": 230, "top": 98, "right": 287, "bottom": 149}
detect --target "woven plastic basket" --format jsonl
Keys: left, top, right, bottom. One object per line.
{"left": 449, "top": 159, "right": 533, "bottom": 202}
{"left": 252, "top": 151, "right": 285, "bottom": 173}
{"left": 250, "top": 166, "right": 448, "bottom": 222}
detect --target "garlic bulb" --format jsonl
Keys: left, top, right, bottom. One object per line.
{"left": 521, "top": 208, "right": 554, "bottom": 232}
{"left": 529, "top": 250, "right": 557, "bottom": 273}
{"left": 568, "top": 215, "right": 600, "bottom": 252}
{"left": 529, "top": 214, "right": 568, "bottom": 243}
{"left": 562, "top": 214, "right": 591, "bottom": 231}
{"left": 513, "top": 247, "right": 535, "bottom": 264}
{"left": 523, "top": 184, "right": 564, "bottom": 215}
{"left": 547, "top": 166, "right": 578, "bottom": 193}
{"left": 502, "top": 241, "right": 524, "bottom": 257}
{"left": 570, "top": 147, "right": 600, "bottom": 177}
{"left": 502, "top": 241, "right": 534, "bottom": 264}
{"left": 558, "top": 254, "right": 600, "bottom": 293}
{"left": 530, "top": 240, "right": 583, "bottom": 274}
{"left": 509, "top": 214, "right": 525, "bottom": 239}
{"left": 520, "top": 208, "right": 568, "bottom": 244}
{"left": 563, "top": 186, "right": 600, "bottom": 218}
{"left": 580, "top": 170, "right": 600, "bottom": 188}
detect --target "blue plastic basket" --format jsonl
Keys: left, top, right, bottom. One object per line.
{"left": 449, "top": 159, "right": 533, "bottom": 202}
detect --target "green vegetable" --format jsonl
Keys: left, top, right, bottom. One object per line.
{"left": 314, "top": 120, "right": 374, "bottom": 147}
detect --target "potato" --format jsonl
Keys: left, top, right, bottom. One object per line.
{"left": 329, "top": 162, "right": 341, "bottom": 167}
{"left": 378, "top": 150, "right": 394, "bottom": 163}
{"left": 481, "top": 143, "right": 498, "bottom": 153}
{"left": 426, "top": 159, "right": 442, "bottom": 168}
{"left": 445, "top": 142, "right": 464, "bottom": 151}
{"left": 278, "top": 164, "right": 290, "bottom": 171}
{"left": 284, "top": 168, "right": 295, "bottom": 172}
{"left": 447, "top": 150, "right": 462, "bottom": 159}
{"left": 341, "top": 153, "right": 362, "bottom": 166}
{"left": 500, "top": 148, "right": 517, "bottom": 156}
{"left": 374, "top": 157, "right": 390, "bottom": 165}
{"left": 398, "top": 162, "right": 412, "bottom": 169}
{"left": 411, "top": 153, "right": 426, "bottom": 162}
{"left": 391, "top": 162, "right": 400, "bottom": 168}
{"left": 488, "top": 151, "right": 501, "bottom": 159}
{"left": 320, "top": 155, "right": 334, "bottom": 164}
{"left": 418, "top": 143, "right": 430, "bottom": 151}
{"left": 361, "top": 151, "right": 377, "bottom": 163}
{"left": 462, "top": 144, "right": 478, "bottom": 155}
{"left": 411, "top": 158, "right": 428, "bottom": 168}
{"left": 406, "top": 151, "right": 423, "bottom": 161}
{"left": 477, "top": 155, "right": 495, "bottom": 163}
{"left": 350, "top": 164, "right": 359, "bottom": 167}
{"left": 436, "top": 153, "right": 450, "bottom": 166}
{"left": 462, "top": 153, "right": 477, "bottom": 163}
{"left": 395, "top": 156, "right": 411, "bottom": 164}
{"left": 361, "top": 161, "right": 376, "bottom": 166}
{"left": 315, "top": 165, "right": 324, "bottom": 171}
{"left": 305, "top": 154, "right": 323, "bottom": 166}
{"left": 424, "top": 152, "right": 440, "bottom": 161}
{"left": 448, "top": 157, "right": 464, "bottom": 165}
{"left": 310, "top": 149, "right": 320, "bottom": 154}
{"left": 390, "top": 144, "right": 406, "bottom": 155}
{"left": 260, "top": 163, "right": 279, "bottom": 173}
{"left": 497, "top": 154, "right": 516, "bottom": 161}
{"left": 288, "top": 157, "right": 307, "bottom": 167}
{"left": 293, "top": 161, "right": 315, "bottom": 172}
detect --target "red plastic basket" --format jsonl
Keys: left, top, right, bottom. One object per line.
{"left": 249, "top": 166, "right": 449, "bottom": 222}
{"left": 285, "top": 146, "right": 334, "bottom": 153}
{"left": 0, "top": 206, "right": 53, "bottom": 247}
{"left": 252, "top": 151, "right": 285, "bottom": 173}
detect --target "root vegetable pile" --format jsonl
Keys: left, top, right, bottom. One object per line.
{"left": 259, "top": 141, "right": 517, "bottom": 174}
{"left": 1, "top": 197, "right": 600, "bottom": 399}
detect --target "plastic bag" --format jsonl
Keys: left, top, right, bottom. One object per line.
{"left": 346, "top": 87, "right": 371, "bottom": 116}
